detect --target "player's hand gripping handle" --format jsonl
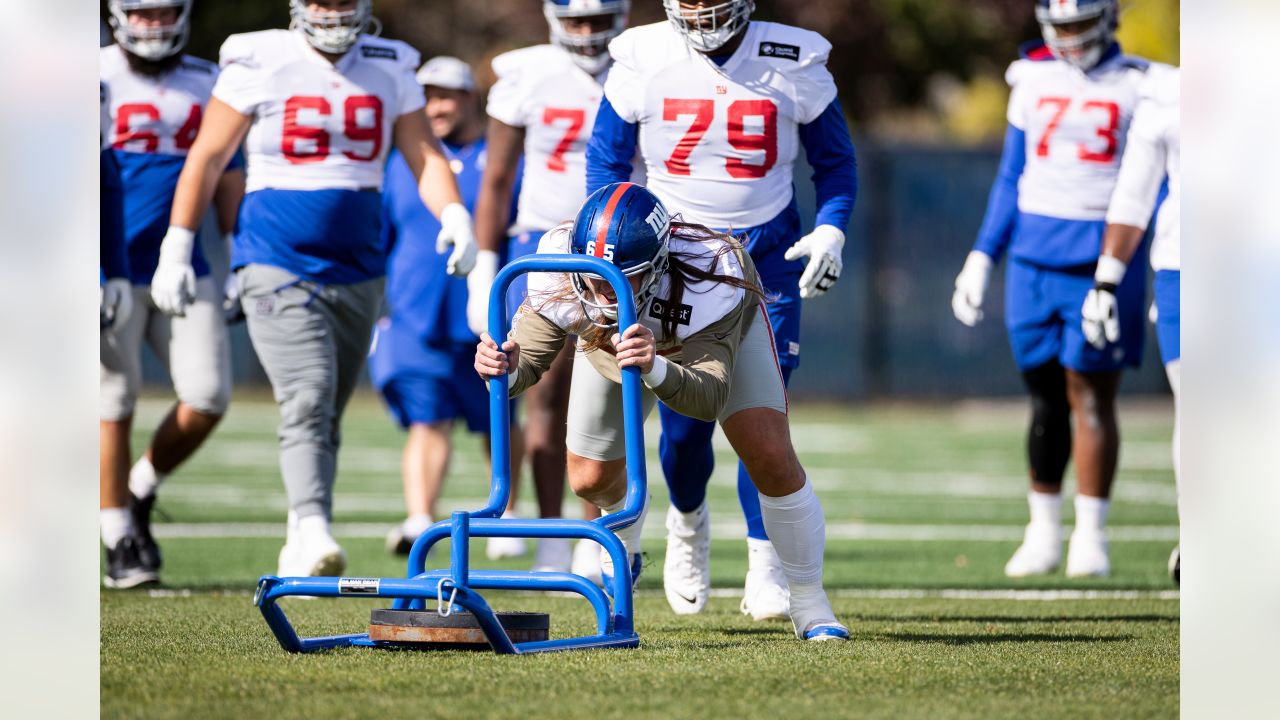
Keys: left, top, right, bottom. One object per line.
{"left": 951, "top": 250, "right": 993, "bottom": 327}
{"left": 475, "top": 332, "right": 520, "bottom": 381}
{"left": 437, "top": 203, "right": 478, "bottom": 277}
{"left": 784, "top": 224, "right": 845, "bottom": 299}
{"left": 151, "top": 226, "right": 198, "bottom": 317}
{"left": 466, "top": 250, "right": 500, "bottom": 337}
{"left": 1082, "top": 254, "right": 1126, "bottom": 350}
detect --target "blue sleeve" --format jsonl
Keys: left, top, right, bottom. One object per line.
{"left": 798, "top": 100, "right": 858, "bottom": 230}
{"left": 585, "top": 95, "right": 638, "bottom": 195}
{"left": 973, "top": 123, "right": 1026, "bottom": 261}
{"left": 100, "top": 148, "right": 130, "bottom": 282}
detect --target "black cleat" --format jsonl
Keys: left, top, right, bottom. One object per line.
{"left": 104, "top": 534, "right": 160, "bottom": 589}
{"left": 129, "top": 492, "right": 163, "bottom": 573}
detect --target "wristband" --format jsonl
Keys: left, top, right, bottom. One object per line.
{"left": 641, "top": 356, "right": 669, "bottom": 388}
{"left": 1094, "top": 254, "right": 1127, "bottom": 287}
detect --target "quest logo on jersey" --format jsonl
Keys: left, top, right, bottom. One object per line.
{"left": 648, "top": 299, "right": 693, "bottom": 326}
{"left": 360, "top": 46, "right": 398, "bottom": 60}
{"left": 758, "top": 42, "right": 800, "bottom": 61}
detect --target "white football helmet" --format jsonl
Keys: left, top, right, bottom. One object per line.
{"left": 290, "top": 0, "right": 378, "bottom": 55}
{"left": 1035, "top": 0, "right": 1118, "bottom": 71}
{"left": 544, "top": 0, "right": 630, "bottom": 75}
{"left": 107, "top": 0, "right": 192, "bottom": 60}
{"left": 662, "top": 0, "right": 754, "bottom": 53}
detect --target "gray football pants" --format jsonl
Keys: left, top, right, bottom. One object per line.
{"left": 237, "top": 263, "right": 384, "bottom": 521}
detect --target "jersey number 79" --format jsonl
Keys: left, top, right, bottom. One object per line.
{"left": 663, "top": 98, "right": 777, "bottom": 179}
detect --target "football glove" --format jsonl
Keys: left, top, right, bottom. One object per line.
{"left": 951, "top": 250, "right": 993, "bottom": 327}
{"left": 223, "top": 267, "right": 245, "bottom": 325}
{"left": 437, "top": 203, "right": 478, "bottom": 277}
{"left": 100, "top": 277, "right": 134, "bottom": 332}
{"left": 1082, "top": 254, "right": 1127, "bottom": 349}
{"left": 151, "top": 226, "right": 197, "bottom": 317}
{"left": 784, "top": 224, "right": 844, "bottom": 299}
{"left": 466, "top": 249, "right": 499, "bottom": 337}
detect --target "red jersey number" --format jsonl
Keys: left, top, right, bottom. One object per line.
{"left": 663, "top": 98, "right": 778, "bottom": 178}
{"left": 1035, "top": 97, "right": 1121, "bottom": 164}
{"left": 543, "top": 107, "right": 586, "bottom": 173}
{"left": 113, "top": 103, "right": 202, "bottom": 153}
{"left": 281, "top": 95, "right": 384, "bottom": 165}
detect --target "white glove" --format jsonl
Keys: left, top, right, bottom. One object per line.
{"left": 100, "top": 277, "right": 133, "bottom": 332}
{"left": 951, "top": 250, "right": 993, "bottom": 327}
{"left": 1082, "top": 254, "right": 1126, "bottom": 350}
{"left": 437, "top": 203, "right": 478, "bottom": 277}
{"left": 223, "top": 269, "right": 245, "bottom": 325}
{"left": 466, "top": 249, "right": 500, "bottom": 337}
{"left": 150, "top": 226, "right": 197, "bottom": 317}
{"left": 783, "top": 224, "right": 844, "bottom": 299}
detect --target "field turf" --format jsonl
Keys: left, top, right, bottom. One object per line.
{"left": 101, "top": 393, "right": 1179, "bottom": 719}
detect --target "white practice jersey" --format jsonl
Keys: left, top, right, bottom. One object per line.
{"left": 213, "top": 30, "right": 424, "bottom": 193}
{"left": 100, "top": 81, "right": 111, "bottom": 150}
{"left": 605, "top": 21, "right": 837, "bottom": 228}
{"left": 1107, "top": 66, "right": 1179, "bottom": 271}
{"left": 1008, "top": 51, "right": 1168, "bottom": 221}
{"left": 487, "top": 45, "right": 606, "bottom": 232}
{"left": 100, "top": 45, "right": 219, "bottom": 157}
{"left": 523, "top": 224, "right": 745, "bottom": 344}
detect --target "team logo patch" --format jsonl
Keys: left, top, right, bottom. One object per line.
{"left": 648, "top": 299, "right": 693, "bottom": 326}
{"left": 361, "top": 46, "right": 398, "bottom": 60}
{"left": 758, "top": 42, "right": 800, "bottom": 61}
{"left": 255, "top": 296, "right": 275, "bottom": 317}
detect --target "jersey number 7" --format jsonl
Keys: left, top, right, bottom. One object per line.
{"left": 663, "top": 98, "right": 777, "bottom": 179}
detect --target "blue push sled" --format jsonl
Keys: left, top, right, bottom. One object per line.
{"left": 255, "top": 255, "right": 648, "bottom": 654}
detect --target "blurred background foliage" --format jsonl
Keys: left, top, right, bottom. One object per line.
{"left": 111, "top": 0, "right": 1179, "bottom": 143}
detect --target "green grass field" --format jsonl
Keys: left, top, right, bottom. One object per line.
{"left": 102, "top": 392, "right": 1179, "bottom": 719}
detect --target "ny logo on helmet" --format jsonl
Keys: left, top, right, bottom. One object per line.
{"left": 644, "top": 203, "right": 669, "bottom": 237}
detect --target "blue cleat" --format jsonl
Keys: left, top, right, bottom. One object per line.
{"left": 802, "top": 622, "right": 850, "bottom": 642}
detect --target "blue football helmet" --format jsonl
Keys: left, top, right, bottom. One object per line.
{"left": 544, "top": 0, "right": 630, "bottom": 75}
{"left": 1035, "top": 0, "right": 1118, "bottom": 71}
{"left": 662, "top": 0, "right": 754, "bottom": 53}
{"left": 569, "top": 182, "right": 671, "bottom": 327}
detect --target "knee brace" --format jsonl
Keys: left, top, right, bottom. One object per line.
{"left": 1021, "top": 361, "right": 1071, "bottom": 487}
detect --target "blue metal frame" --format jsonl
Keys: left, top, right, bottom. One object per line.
{"left": 256, "top": 255, "right": 647, "bottom": 654}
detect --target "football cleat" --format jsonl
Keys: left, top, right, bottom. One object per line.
{"left": 531, "top": 538, "right": 573, "bottom": 573}
{"left": 789, "top": 587, "right": 847, "bottom": 642}
{"left": 103, "top": 534, "right": 160, "bottom": 589}
{"left": 740, "top": 565, "right": 790, "bottom": 621}
{"left": 128, "top": 492, "right": 163, "bottom": 573}
{"left": 384, "top": 524, "right": 418, "bottom": 556}
{"left": 571, "top": 539, "right": 604, "bottom": 586}
{"left": 663, "top": 504, "right": 711, "bottom": 615}
{"left": 1004, "top": 522, "right": 1063, "bottom": 577}
{"left": 1065, "top": 529, "right": 1111, "bottom": 578}
{"left": 277, "top": 532, "right": 346, "bottom": 577}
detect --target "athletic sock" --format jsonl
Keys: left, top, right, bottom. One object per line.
{"left": 402, "top": 513, "right": 433, "bottom": 538}
{"left": 758, "top": 477, "right": 825, "bottom": 586}
{"left": 1074, "top": 494, "right": 1110, "bottom": 534}
{"left": 297, "top": 513, "right": 332, "bottom": 541}
{"left": 602, "top": 494, "right": 648, "bottom": 555}
{"left": 100, "top": 507, "right": 134, "bottom": 549}
{"left": 746, "top": 536, "right": 782, "bottom": 572}
{"left": 1027, "top": 489, "right": 1063, "bottom": 529}
{"left": 128, "top": 456, "right": 164, "bottom": 500}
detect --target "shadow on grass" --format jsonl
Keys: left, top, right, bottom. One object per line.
{"left": 875, "top": 631, "right": 1134, "bottom": 646}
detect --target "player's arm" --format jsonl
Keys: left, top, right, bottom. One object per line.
{"left": 952, "top": 122, "right": 1027, "bottom": 326}
{"left": 157, "top": 98, "right": 251, "bottom": 316}
{"left": 638, "top": 309, "right": 741, "bottom": 422}
{"left": 467, "top": 118, "right": 526, "bottom": 335}
{"left": 212, "top": 160, "right": 245, "bottom": 237}
{"left": 394, "top": 109, "right": 476, "bottom": 276}
{"left": 786, "top": 100, "right": 858, "bottom": 299}
{"left": 475, "top": 309, "right": 569, "bottom": 396}
{"left": 585, "top": 96, "right": 638, "bottom": 195}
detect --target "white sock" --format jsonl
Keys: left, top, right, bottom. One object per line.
{"left": 1027, "top": 489, "right": 1063, "bottom": 529}
{"left": 286, "top": 510, "right": 300, "bottom": 544}
{"left": 670, "top": 503, "right": 707, "bottom": 534}
{"left": 128, "top": 456, "right": 164, "bottom": 500}
{"left": 402, "top": 513, "right": 432, "bottom": 538}
{"left": 746, "top": 537, "right": 781, "bottom": 572}
{"left": 602, "top": 494, "right": 648, "bottom": 555}
{"left": 1074, "top": 494, "right": 1110, "bottom": 534}
{"left": 297, "top": 513, "right": 332, "bottom": 541}
{"left": 758, "top": 478, "right": 825, "bottom": 587}
{"left": 100, "top": 507, "right": 134, "bottom": 549}
{"left": 501, "top": 508, "right": 520, "bottom": 520}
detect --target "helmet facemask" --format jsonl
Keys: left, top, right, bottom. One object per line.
{"left": 661, "top": 0, "right": 754, "bottom": 53}
{"left": 290, "top": 0, "right": 378, "bottom": 55}
{"left": 570, "top": 243, "right": 669, "bottom": 330}
{"left": 108, "top": 0, "right": 192, "bottom": 61}
{"left": 1036, "top": 3, "right": 1116, "bottom": 71}
{"left": 544, "top": 1, "right": 630, "bottom": 75}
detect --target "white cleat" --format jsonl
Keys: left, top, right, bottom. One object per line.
{"left": 486, "top": 511, "right": 528, "bottom": 560}
{"left": 1004, "top": 522, "right": 1063, "bottom": 577}
{"left": 663, "top": 504, "right": 711, "bottom": 615}
{"left": 741, "top": 565, "right": 791, "bottom": 621}
{"left": 571, "top": 539, "right": 603, "bottom": 586}
{"left": 277, "top": 533, "right": 346, "bottom": 577}
{"left": 531, "top": 537, "right": 573, "bottom": 573}
{"left": 789, "top": 586, "right": 848, "bottom": 642}
{"left": 1066, "top": 529, "right": 1111, "bottom": 578}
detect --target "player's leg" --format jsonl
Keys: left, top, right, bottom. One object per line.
{"left": 1154, "top": 269, "right": 1181, "bottom": 583}
{"left": 1003, "top": 258, "right": 1071, "bottom": 577}
{"left": 657, "top": 406, "right": 716, "bottom": 613}
{"left": 519, "top": 343, "right": 573, "bottom": 565}
{"left": 100, "top": 288, "right": 156, "bottom": 588}
{"left": 386, "top": 419, "right": 452, "bottom": 554}
{"left": 718, "top": 310, "right": 846, "bottom": 641}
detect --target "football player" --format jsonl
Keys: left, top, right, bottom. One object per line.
{"left": 99, "top": 0, "right": 244, "bottom": 588}
{"left": 584, "top": 0, "right": 857, "bottom": 618}
{"left": 1081, "top": 65, "right": 1180, "bottom": 583}
{"left": 370, "top": 57, "right": 526, "bottom": 560}
{"left": 470, "top": 0, "right": 631, "bottom": 577}
{"left": 102, "top": 81, "right": 133, "bottom": 336}
{"left": 475, "top": 183, "right": 848, "bottom": 641}
{"left": 160, "top": 0, "right": 476, "bottom": 577}
{"left": 951, "top": 0, "right": 1169, "bottom": 578}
